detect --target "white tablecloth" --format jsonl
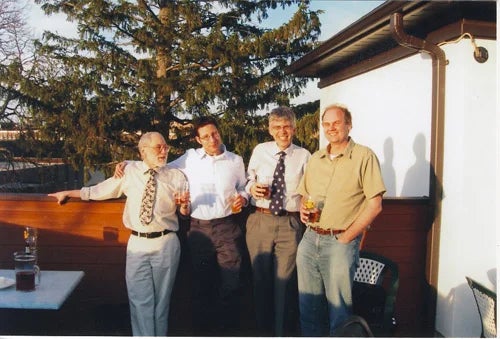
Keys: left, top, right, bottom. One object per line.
{"left": 0, "top": 269, "right": 84, "bottom": 310}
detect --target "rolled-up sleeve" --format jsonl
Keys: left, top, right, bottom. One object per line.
{"left": 80, "top": 177, "right": 124, "bottom": 201}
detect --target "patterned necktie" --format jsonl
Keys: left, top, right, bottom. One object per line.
{"left": 270, "top": 151, "right": 286, "bottom": 215}
{"left": 139, "top": 168, "right": 157, "bottom": 225}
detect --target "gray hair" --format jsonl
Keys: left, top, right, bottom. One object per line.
{"left": 138, "top": 132, "right": 164, "bottom": 157}
{"left": 269, "top": 106, "right": 297, "bottom": 128}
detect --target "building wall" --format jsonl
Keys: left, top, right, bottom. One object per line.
{"left": 434, "top": 38, "right": 497, "bottom": 337}
{"left": 319, "top": 54, "right": 432, "bottom": 198}
{"left": 318, "top": 38, "right": 497, "bottom": 337}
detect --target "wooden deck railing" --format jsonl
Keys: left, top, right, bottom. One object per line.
{"left": 0, "top": 193, "right": 433, "bottom": 336}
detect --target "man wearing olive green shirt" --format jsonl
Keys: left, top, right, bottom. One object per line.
{"left": 296, "top": 104, "right": 386, "bottom": 336}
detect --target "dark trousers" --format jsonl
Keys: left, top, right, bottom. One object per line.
{"left": 187, "top": 216, "right": 243, "bottom": 335}
{"left": 245, "top": 211, "right": 304, "bottom": 336}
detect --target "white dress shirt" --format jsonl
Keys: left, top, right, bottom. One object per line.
{"left": 169, "top": 146, "right": 249, "bottom": 220}
{"left": 80, "top": 161, "right": 186, "bottom": 232}
{"left": 245, "top": 142, "right": 311, "bottom": 212}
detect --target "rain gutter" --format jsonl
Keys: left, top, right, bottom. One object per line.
{"left": 390, "top": 12, "right": 446, "bottom": 331}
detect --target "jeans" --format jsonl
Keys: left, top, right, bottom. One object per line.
{"left": 296, "top": 228, "right": 360, "bottom": 336}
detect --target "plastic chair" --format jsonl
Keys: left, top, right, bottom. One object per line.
{"left": 352, "top": 251, "right": 399, "bottom": 336}
{"left": 466, "top": 276, "right": 497, "bottom": 338}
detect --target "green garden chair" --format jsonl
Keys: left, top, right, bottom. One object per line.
{"left": 352, "top": 251, "right": 399, "bottom": 336}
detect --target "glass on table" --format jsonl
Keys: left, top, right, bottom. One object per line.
{"left": 23, "top": 227, "right": 38, "bottom": 257}
{"left": 13, "top": 251, "right": 40, "bottom": 292}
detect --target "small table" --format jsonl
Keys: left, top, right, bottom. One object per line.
{"left": 0, "top": 269, "right": 84, "bottom": 310}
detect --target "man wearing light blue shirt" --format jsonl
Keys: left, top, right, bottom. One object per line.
{"left": 245, "top": 107, "right": 311, "bottom": 336}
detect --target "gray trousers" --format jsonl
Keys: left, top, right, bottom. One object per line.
{"left": 126, "top": 232, "right": 180, "bottom": 336}
{"left": 245, "top": 210, "right": 304, "bottom": 336}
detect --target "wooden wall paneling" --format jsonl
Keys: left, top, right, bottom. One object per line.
{"left": 0, "top": 194, "right": 432, "bottom": 336}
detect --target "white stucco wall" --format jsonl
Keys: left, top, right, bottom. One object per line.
{"left": 319, "top": 54, "right": 432, "bottom": 198}
{"left": 319, "top": 38, "right": 497, "bottom": 337}
{"left": 434, "top": 38, "right": 497, "bottom": 337}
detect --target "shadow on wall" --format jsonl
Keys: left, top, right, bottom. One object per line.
{"left": 381, "top": 137, "right": 396, "bottom": 197}
{"left": 401, "top": 133, "right": 430, "bottom": 197}
{"left": 401, "top": 133, "right": 443, "bottom": 200}
{"left": 487, "top": 269, "right": 497, "bottom": 289}
{"left": 381, "top": 134, "right": 442, "bottom": 199}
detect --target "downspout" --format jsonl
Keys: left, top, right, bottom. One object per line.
{"left": 390, "top": 12, "right": 446, "bottom": 334}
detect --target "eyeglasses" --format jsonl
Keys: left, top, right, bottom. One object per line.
{"left": 198, "top": 131, "right": 220, "bottom": 142}
{"left": 145, "top": 144, "right": 170, "bottom": 153}
{"left": 270, "top": 124, "right": 293, "bottom": 132}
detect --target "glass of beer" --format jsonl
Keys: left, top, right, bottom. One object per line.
{"left": 305, "top": 196, "right": 324, "bottom": 223}
{"left": 174, "top": 181, "right": 189, "bottom": 206}
{"left": 230, "top": 191, "right": 242, "bottom": 214}
{"left": 257, "top": 175, "right": 272, "bottom": 200}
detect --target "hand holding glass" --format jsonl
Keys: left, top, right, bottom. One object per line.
{"left": 255, "top": 175, "right": 272, "bottom": 200}
{"left": 304, "top": 196, "right": 323, "bottom": 223}
{"left": 230, "top": 191, "right": 242, "bottom": 214}
{"left": 174, "top": 182, "right": 190, "bottom": 206}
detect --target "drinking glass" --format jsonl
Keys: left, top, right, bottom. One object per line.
{"left": 230, "top": 191, "right": 242, "bottom": 214}
{"left": 23, "top": 227, "right": 38, "bottom": 257}
{"left": 14, "top": 252, "right": 40, "bottom": 292}
{"left": 305, "top": 196, "right": 324, "bottom": 223}
{"left": 174, "top": 181, "right": 190, "bottom": 206}
{"left": 257, "top": 175, "right": 272, "bottom": 200}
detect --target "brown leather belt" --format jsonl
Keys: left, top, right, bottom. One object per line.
{"left": 308, "top": 225, "right": 344, "bottom": 236}
{"left": 255, "top": 207, "right": 297, "bottom": 217}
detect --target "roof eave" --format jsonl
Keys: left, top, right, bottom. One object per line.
{"left": 286, "top": 1, "right": 496, "bottom": 79}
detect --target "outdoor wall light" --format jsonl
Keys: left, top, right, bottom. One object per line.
{"left": 473, "top": 46, "right": 488, "bottom": 63}
{"left": 438, "top": 33, "right": 489, "bottom": 64}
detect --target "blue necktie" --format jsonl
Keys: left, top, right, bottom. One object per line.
{"left": 270, "top": 151, "right": 286, "bottom": 215}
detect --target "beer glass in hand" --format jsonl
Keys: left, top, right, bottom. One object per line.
{"left": 230, "top": 191, "right": 242, "bottom": 214}
{"left": 256, "top": 175, "right": 272, "bottom": 200}
{"left": 304, "top": 196, "right": 323, "bottom": 224}
{"left": 174, "top": 182, "right": 190, "bottom": 206}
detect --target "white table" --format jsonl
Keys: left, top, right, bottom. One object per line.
{"left": 0, "top": 269, "right": 84, "bottom": 310}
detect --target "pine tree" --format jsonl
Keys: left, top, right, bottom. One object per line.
{"left": 22, "top": 0, "right": 321, "bottom": 170}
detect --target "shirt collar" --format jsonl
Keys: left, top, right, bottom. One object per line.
{"left": 140, "top": 161, "right": 164, "bottom": 174}
{"left": 195, "top": 144, "right": 228, "bottom": 160}
{"left": 272, "top": 143, "right": 294, "bottom": 157}
{"left": 139, "top": 161, "right": 149, "bottom": 172}
{"left": 320, "top": 137, "right": 355, "bottom": 159}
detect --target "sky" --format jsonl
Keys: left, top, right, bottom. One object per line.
{"left": 25, "top": 0, "right": 384, "bottom": 106}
